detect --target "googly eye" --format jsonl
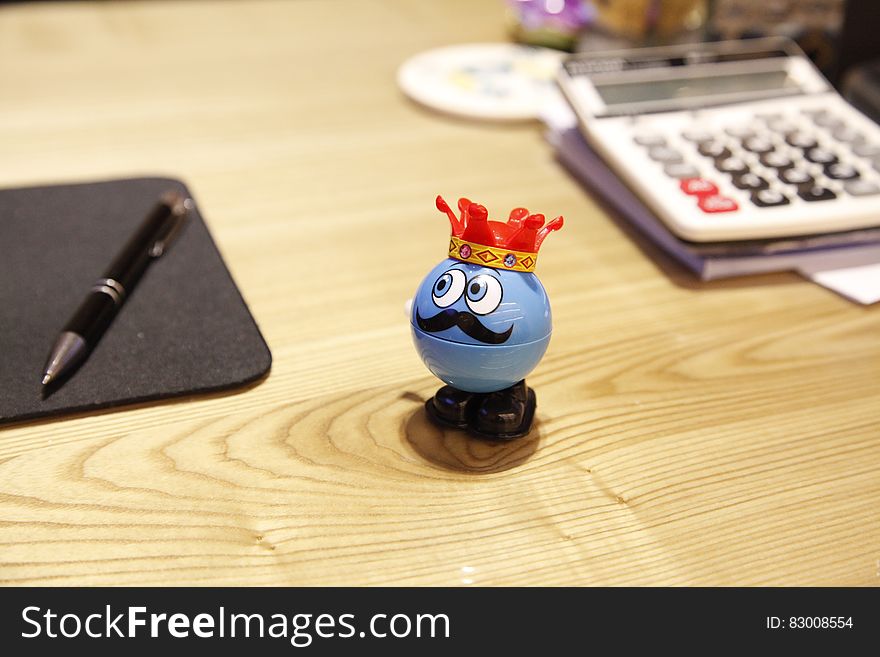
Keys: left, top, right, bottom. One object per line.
{"left": 431, "top": 269, "right": 466, "bottom": 308}
{"left": 465, "top": 274, "right": 502, "bottom": 315}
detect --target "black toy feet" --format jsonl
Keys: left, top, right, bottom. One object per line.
{"left": 426, "top": 385, "right": 476, "bottom": 430}
{"left": 424, "top": 380, "right": 536, "bottom": 441}
{"left": 472, "top": 380, "right": 536, "bottom": 440}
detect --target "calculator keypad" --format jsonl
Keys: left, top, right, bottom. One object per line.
{"left": 630, "top": 103, "right": 880, "bottom": 225}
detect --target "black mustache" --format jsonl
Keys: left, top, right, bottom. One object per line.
{"left": 416, "top": 308, "right": 513, "bottom": 345}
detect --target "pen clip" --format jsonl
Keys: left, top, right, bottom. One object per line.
{"left": 149, "top": 193, "right": 193, "bottom": 258}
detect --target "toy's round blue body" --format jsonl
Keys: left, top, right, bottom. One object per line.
{"left": 410, "top": 258, "right": 552, "bottom": 393}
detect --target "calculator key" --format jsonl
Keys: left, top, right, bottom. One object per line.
{"left": 811, "top": 112, "right": 844, "bottom": 129}
{"left": 852, "top": 143, "right": 880, "bottom": 158}
{"left": 664, "top": 163, "right": 700, "bottom": 179}
{"left": 843, "top": 180, "right": 880, "bottom": 196}
{"left": 725, "top": 126, "right": 755, "bottom": 139}
{"left": 680, "top": 178, "right": 719, "bottom": 196}
{"left": 681, "top": 129, "right": 714, "bottom": 143}
{"left": 742, "top": 136, "right": 774, "bottom": 154}
{"left": 798, "top": 185, "right": 837, "bottom": 202}
{"left": 824, "top": 162, "right": 860, "bottom": 180}
{"left": 648, "top": 146, "right": 683, "bottom": 163}
{"left": 804, "top": 147, "right": 838, "bottom": 165}
{"left": 751, "top": 189, "right": 790, "bottom": 207}
{"left": 779, "top": 168, "right": 814, "bottom": 186}
{"left": 732, "top": 172, "right": 770, "bottom": 190}
{"left": 698, "top": 142, "right": 731, "bottom": 159}
{"left": 717, "top": 157, "right": 749, "bottom": 175}
{"left": 634, "top": 134, "right": 666, "bottom": 147}
{"left": 786, "top": 132, "right": 819, "bottom": 149}
{"left": 766, "top": 119, "right": 797, "bottom": 134}
{"left": 831, "top": 126, "right": 865, "bottom": 144}
{"left": 697, "top": 195, "right": 739, "bottom": 213}
{"left": 816, "top": 118, "right": 845, "bottom": 131}
{"left": 760, "top": 151, "right": 794, "bottom": 169}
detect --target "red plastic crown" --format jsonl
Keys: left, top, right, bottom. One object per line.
{"left": 436, "top": 195, "right": 563, "bottom": 273}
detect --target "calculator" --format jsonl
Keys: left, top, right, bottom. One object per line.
{"left": 558, "top": 37, "right": 880, "bottom": 242}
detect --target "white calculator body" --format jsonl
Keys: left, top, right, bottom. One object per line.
{"left": 558, "top": 38, "right": 880, "bottom": 242}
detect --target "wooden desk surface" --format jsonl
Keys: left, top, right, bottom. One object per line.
{"left": 1, "top": 0, "right": 877, "bottom": 586}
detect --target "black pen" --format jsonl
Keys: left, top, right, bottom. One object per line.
{"left": 41, "top": 191, "right": 192, "bottom": 391}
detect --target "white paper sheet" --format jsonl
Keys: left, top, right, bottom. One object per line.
{"left": 800, "top": 262, "right": 880, "bottom": 305}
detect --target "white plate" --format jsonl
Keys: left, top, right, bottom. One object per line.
{"left": 397, "top": 43, "right": 564, "bottom": 121}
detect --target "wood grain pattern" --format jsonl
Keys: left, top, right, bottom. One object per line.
{"left": 0, "top": 0, "right": 878, "bottom": 586}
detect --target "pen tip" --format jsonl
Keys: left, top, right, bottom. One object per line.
{"left": 42, "top": 374, "right": 52, "bottom": 386}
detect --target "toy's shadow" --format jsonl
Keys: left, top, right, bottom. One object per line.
{"left": 403, "top": 402, "right": 541, "bottom": 474}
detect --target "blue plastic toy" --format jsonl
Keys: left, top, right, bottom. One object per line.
{"left": 411, "top": 195, "right": 563, "bottom": 439}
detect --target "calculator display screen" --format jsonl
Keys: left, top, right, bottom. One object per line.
{"left": 594, "top": 69, "right": 796, "bottom": 108}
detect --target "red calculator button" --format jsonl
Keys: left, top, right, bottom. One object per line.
{"left": 698, "top": 195, "right": 739, "bottom": 213}
{"left": 680, "top": 178, "right": 719, "bottom": 196}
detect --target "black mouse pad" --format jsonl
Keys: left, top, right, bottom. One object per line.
{"left": 0, "top": 177, "right": 272, "bottom": 425}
